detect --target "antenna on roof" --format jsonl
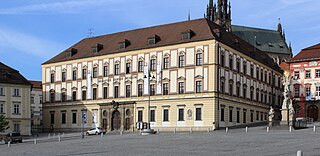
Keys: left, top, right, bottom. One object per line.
{"left": 188, "top": 10, "right": 191, "bottom": 21}
{"left": 88, "top": 28, "right": 95, "bottom": 38}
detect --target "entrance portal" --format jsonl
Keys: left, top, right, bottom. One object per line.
{"left": 308, "top": 105, "right": 319, "bottom": 121}
{"left": 111, "top": 110, "right": 121, "bottom": 130}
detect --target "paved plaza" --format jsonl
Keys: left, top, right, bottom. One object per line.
{"left": 1, "top": 126, "right": 320, "bottom": 156}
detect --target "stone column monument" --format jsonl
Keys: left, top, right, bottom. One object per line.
{"left": 281, "top": 71, "right": 294, "bottom": 126}
{"left": 268, "top": 106, "right": 275, "bottom": 127}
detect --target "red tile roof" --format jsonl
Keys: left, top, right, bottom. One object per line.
{"left": 0, "top": 62, "right": 31, "bottom": 86}
{"left": 29, "top": 80, "right": 42, "bottom": 89}
{"left": 290, "top": 43, "right": 320, "bottom": 62}
{"left": 43, "top": 18, "right": 282, "bottom": 73}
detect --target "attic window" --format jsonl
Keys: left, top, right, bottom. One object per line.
{"left": 256, "top": 41, "right": 261, "bottom": 45}
{"left": 268, "top": 43, "right": 273, "bottom": 47}
{"left": 92, "top": 44, "right": 103, "bottom": 53}
{"left": 181, "top": 30, "right": 194, "bottom": 40}
{"left": 279, "top": 44, "right": 284, "bottom": 48}
{"left": 66, "top": 48, "right": 78, "bottom": 58}
{"left": 119, "top": 39, "right": 130, "bottom": 50}
{"left": 148, "top": 35, "right": 160, "bottom": 45}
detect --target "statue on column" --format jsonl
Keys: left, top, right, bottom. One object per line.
{"left": 281, "top": 71, "right": 294, "bottom": 126}
{"left": 269, "top": 106, "right": 275, "bottom": 127}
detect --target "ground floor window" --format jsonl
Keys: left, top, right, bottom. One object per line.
{"left": 229, "top": 108, "right": 233, "bottom": 122}
{"left": 13, "top": 124, "right": 20, "bottom": 132}
{"left": 163, "top": 109, "right": 169, "bottom": 122}
{"left": 50, "top": 113, "right": 55, "bottom": 124}
{"left": 237, "top": 110, "right": 240, "bottom": 123}
{"left": 250, "top": 111, "right": 254, "bottom": 122}
{"left": 61, "top": 112, "right": 66, "bottom": 124}
{"left": 138, "top": 110, "right": 143, "bottom": 122}
{"left": 72, "top": 112, "right": 77, "bottom": 124}
{"left": 150, "top": 110, "right": 155, "bottom": 122}
{"left": 243, "top": 111, "right": 247, "bottom": 123}
{"left": 221, "top": 108, "right": 225, "bottom": 121}
{"left": 196, "top": 108, "right": 202, "bottom": 121}
{"left": 178, "top": 108, "right": 184, "bottom": 121}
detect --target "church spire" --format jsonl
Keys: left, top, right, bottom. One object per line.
{"left": 277, "top": 18, "right": 283, "bottom": 34}
{"left": 205, "top": 0, "right": 232, "bottom": 31}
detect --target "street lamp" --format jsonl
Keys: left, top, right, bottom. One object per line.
{"left": 81, "top": 108, "right": 87, "bottom": 139}
{"left": 141, "top": 65, "right": 156, "bottom": 135}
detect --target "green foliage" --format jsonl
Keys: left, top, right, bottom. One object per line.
{"left": 0, "top": 114, "right": 10, "bottom": 132}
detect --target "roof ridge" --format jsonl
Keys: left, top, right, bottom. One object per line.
{"left": 232, "top": 25, "right": 278, "bottom": 33}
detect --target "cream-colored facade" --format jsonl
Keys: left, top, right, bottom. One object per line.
{"left": 30, "top": 86, "right": 43, "bottom": 129}
{"left": 42, "top": 38, "right": 283, "bottom": 132}
{"left": 0, "top": 84, "right": 31, "bottom": 135}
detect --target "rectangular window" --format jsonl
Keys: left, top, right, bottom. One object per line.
{"left": 243, "top": 111, "right": 247, "bottom": 123}
{"left": 50, "top": 92, "right": 55, "bottom": 102}
{"left": 0, "top": 102, "right": 4, "bottom": 114}
{"left": 82, "top": 90, "right": 86, "bottom": 100}
{"left": 243, "top": 62, "right": 247, "bottom": 75}
{"left": 114, "top": 64, "right": 120, "bottom": 75}
{"left": 163, "top": 83, "right": 169, "bottom": 95}
{"left": 163, "top": 109, "right": 169, "bottom": 122}
{"left": 316, "top": 70, "right": 320, "bottom": 78}
{"left": 221, "top": 54, "right": 225, "bottom": 67}
{"left": 93, "top": 67, "right": 98, "bottom": 78}
{"left": 260, "top": 69, "right": 263, "bottom": 81}
{"left": 126, "top": 63, "right": 131, "bottom": 74}
{"left": 229, "top": 109, "right": 233, "bottom": 122}
{"left": 51, "top": 73, "right": 54, "bottom": 83}
{"left": 114, "top": 86, "right": 119, "bottom": 98}
{"left": 179, "top": 55, "right": 185, "bottom": 68}
{"left": 14, "top": 124, "right": 20, "bottom": 132}
{"left": 103, "top": 66, "right": 108, "bottom": 77}
{"left": 163, "top": 58, "right": 169, "bottom": 69}
{"left": 306, "top": 70, "right": 311, "bottom": 79}
{"left": 229, "top": 56, "right": 233, "bottom": 69}
{"left": 61, "top": 112, "right": 66, "bottom": 124}
{"left": 72, "top": 91, "right": 77, "bottom": 101}
{"left": 103, "top": 87, "right": 108, "bottom": 99}
{"left": 138, "top": 110, "right": 143, "bottom": 122}
{"left": 196, "top": 81, "right": 202, "bottom": 93}
{"left": 306, "top": 87, "right": 311, "bottom": 96}
{"left": 50, "top": 113, "right": 55, "bottom": 124}
{"left": 138, "top": 84, "right": 143, "bottom": 97}
{"left": 251, "top": 65, "right": 254, "bottom": 77}
{"left": 196, "top": 53, "right": 203, "bottom": 66}
{"left": 62, "top": 72, "right": 66, "bottom": 82}
{"left": 150, "top": 110, "right": 155, "bottom": 122}
{"left": 229, "top": 83, "right": 233, "bottom": 96}
{"left": 61, "top": 92, "right": 66, "bottom": 102}
{"left": 13, "top": 89, "right": 20, "bottom": 96}
{"left": 236, "top": 86, "right": 240, "bottom": 97}
{"left": 294, "top": 87, "right": 300, "bottom": 98}
{"left": 316, "top": 86, "right": 320, "bottom": 96}
{"left": 72, "top": 112, "right": 77, "bottom": 124}
{"left": 178, "top": 108, "right": 184, "bottom": 121}
{"left": 31, "top": 97, "right": 35, "bottom": 104}
{"left": 221, "top": 108, "right": 225, "bottom": 121}
{"left": 196, "top": 108, "right": 202, "bottom": 121}
{"left": 256, "top": 67, "right": 259, "bottom": 80}
{"left": 126, "top": 85, "right": 131, "bottom": 97}
{"left": 178, "top": 82, "right": 184, "bottom": 94}
{"left": 237, "top": 110, "right": 240, "bottom": 123}
{"left": 243, "top": 87, "right": 247, "bottom": 99}
{"left": 13, "top": 104, "right": 20, "bottom": 114}
{"left": 261, "top": 113, "right": 263, "bottom": 121}
{"left": 72, "top": 70, "right": 77, "bottom": 80}
{"left": 256, "top": 112, "right": 259, "bottom": 121}
{"left": 138, "top": 61, "right": 144, "bottom": 72}
{"left": 82, "top": 69, "right": 87, "bottom": 79}
{"left": 221, "top": 81, "right": 225, "bottom": 94}
{"left": 294, "top": 71, "right": 299, "bottom": 79}
{"left": 150, "top": 59, "right": 156, "bottom": 71}
{"left": 0, "top": 87, "right": 4, "bottom": 96}
{"left": 92, "top": 88, "right": 97, "bottom": 100}
{"left": 250, "top": 112, "right": 254, "bottom": 122}
{"left": 150, "top": 84, "right": 155, "bottom": 96}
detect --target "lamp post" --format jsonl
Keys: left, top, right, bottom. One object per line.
{"left": 141, "top": 63, "right": 155, "bottom": 135}
{"left": 81, "top": 108, "right": 87, "bottom": 139}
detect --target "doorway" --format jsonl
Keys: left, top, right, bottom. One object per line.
{"left": 111, "top": 110, "right": 121, "bottom": 130}
{"left": 308, "top": 105, "right": 319, "bottom": 121}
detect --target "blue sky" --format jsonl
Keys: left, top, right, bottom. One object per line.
{"left": 0, "top": 0, "right": 319, "bottom": 81}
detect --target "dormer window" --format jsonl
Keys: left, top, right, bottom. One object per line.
{"left": 256, "top": 41, "right": 261, "bottom": 45}
{"left": 148, "top": 35, "right": 160, "bottom": 45}
{"left": 268, "top": 43, "right": 273, "bottom": 47}
{"left": 66, "top": 48, "right": 78, "bottom": 58}
{"left": 119, "top": 39, "right": 130, "bottom": 50}
{"left": 91, "top": 44, "right": 103, "bottom": 53}
{"left": 181, "top": 29, "right": 194, "bottom": 40}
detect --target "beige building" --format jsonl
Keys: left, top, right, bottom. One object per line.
{"left": 42, "top": 19, "right": 283, "bottom": 132}
{"left": 0, "top": 62, "right": 32, "bottom": 135}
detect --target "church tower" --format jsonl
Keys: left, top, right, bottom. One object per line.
{"left": 206, "top": 0, "right": 232, "bottom": 31}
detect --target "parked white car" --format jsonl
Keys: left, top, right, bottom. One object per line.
{"left": 86, "top": 127, "right": 106, "bottom": 135}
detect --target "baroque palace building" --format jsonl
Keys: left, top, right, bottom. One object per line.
{"left": 42, "top": 17, "right": 283, "bottom": 132}
{"left": 0, "top": 62, "right": 32, "bottom": 135}
{"left": 281, "top": 43, "right": 320, "bottom": 122}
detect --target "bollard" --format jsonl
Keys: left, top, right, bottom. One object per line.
{"left": 34, "top": 139, "right": 37, "bottom": 144}
{"left": 100, "top": 133, "right": 103, "bottom": 138}
{"left": 313, "top": 126, "right": 316, "bottom": 132}
{"left": 246, "top": 127, "right": 248, "bottom": 133}
{"left": 48, "top": 134, "right": 51, "bottom": 138}
{"left": 120, "top": 130, "right": 123, "bottom": 136}
{"left": 267, "top": 126, "right": 269, "bottom": 133}
{"left": 297, "top": 150, "right": 303, "bottom": 156}
{"left": 58, "top": 133, "right": 60, "bottom": 137}
{"left": 53, "top": 133, "right": 56, "bottom": 138}
{"left": 58, "top": 137, "right": 61, "bottom": 142}
{"left": 157, "top": 129, "right": 160, "bottom": 134}
{"left": 7, "top": 142, "right": 11, "bottom": 147}
{"left": 173, "top": 129, "right": 176, "bottom": 133}
{"left": 62, "top": 132, "right": 65, "bottom": 137}
{"left": 189, "top": 128, "right": 192, "bottom": 133}
{"left": 207, "top": 128, "right": 210, "bottom": 133}
{"left": 289, "top": 126, "right": 292, "bottom": 133}
{"left": 226, "top": 127, "right": 229, "bottom": 133}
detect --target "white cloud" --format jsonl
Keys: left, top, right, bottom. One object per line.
{"left": 0, "top": 0, "right": 128, "bottom": 15}
{"left": 0, "top": 27, "right": 66, "bottom": 58}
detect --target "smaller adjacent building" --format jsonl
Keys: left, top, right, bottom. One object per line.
{"left": 282, "top": 43, "right": 320, "bottom": 122}
{"left": 0, "top": 62, "right": 32, "bottom": 135}
{"left": 29, "top": 80, "right": 43, "bottom": 133}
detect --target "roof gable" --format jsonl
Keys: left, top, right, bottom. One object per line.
{"left": 0, "top": 62, "right": 31, "bottom": 86}
{"left": 290, "top": 43, "right": 320, "bottom": 62}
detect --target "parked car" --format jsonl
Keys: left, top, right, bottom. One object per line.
{"left": 86, "top": 127, "right": 106, "bottom": 135}
{"left": 4, "top": 132, "right": 23, "bottom": 144}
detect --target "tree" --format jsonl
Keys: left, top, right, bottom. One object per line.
{"left": 0, "top": 114, "right": 9, "bottom": 132}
